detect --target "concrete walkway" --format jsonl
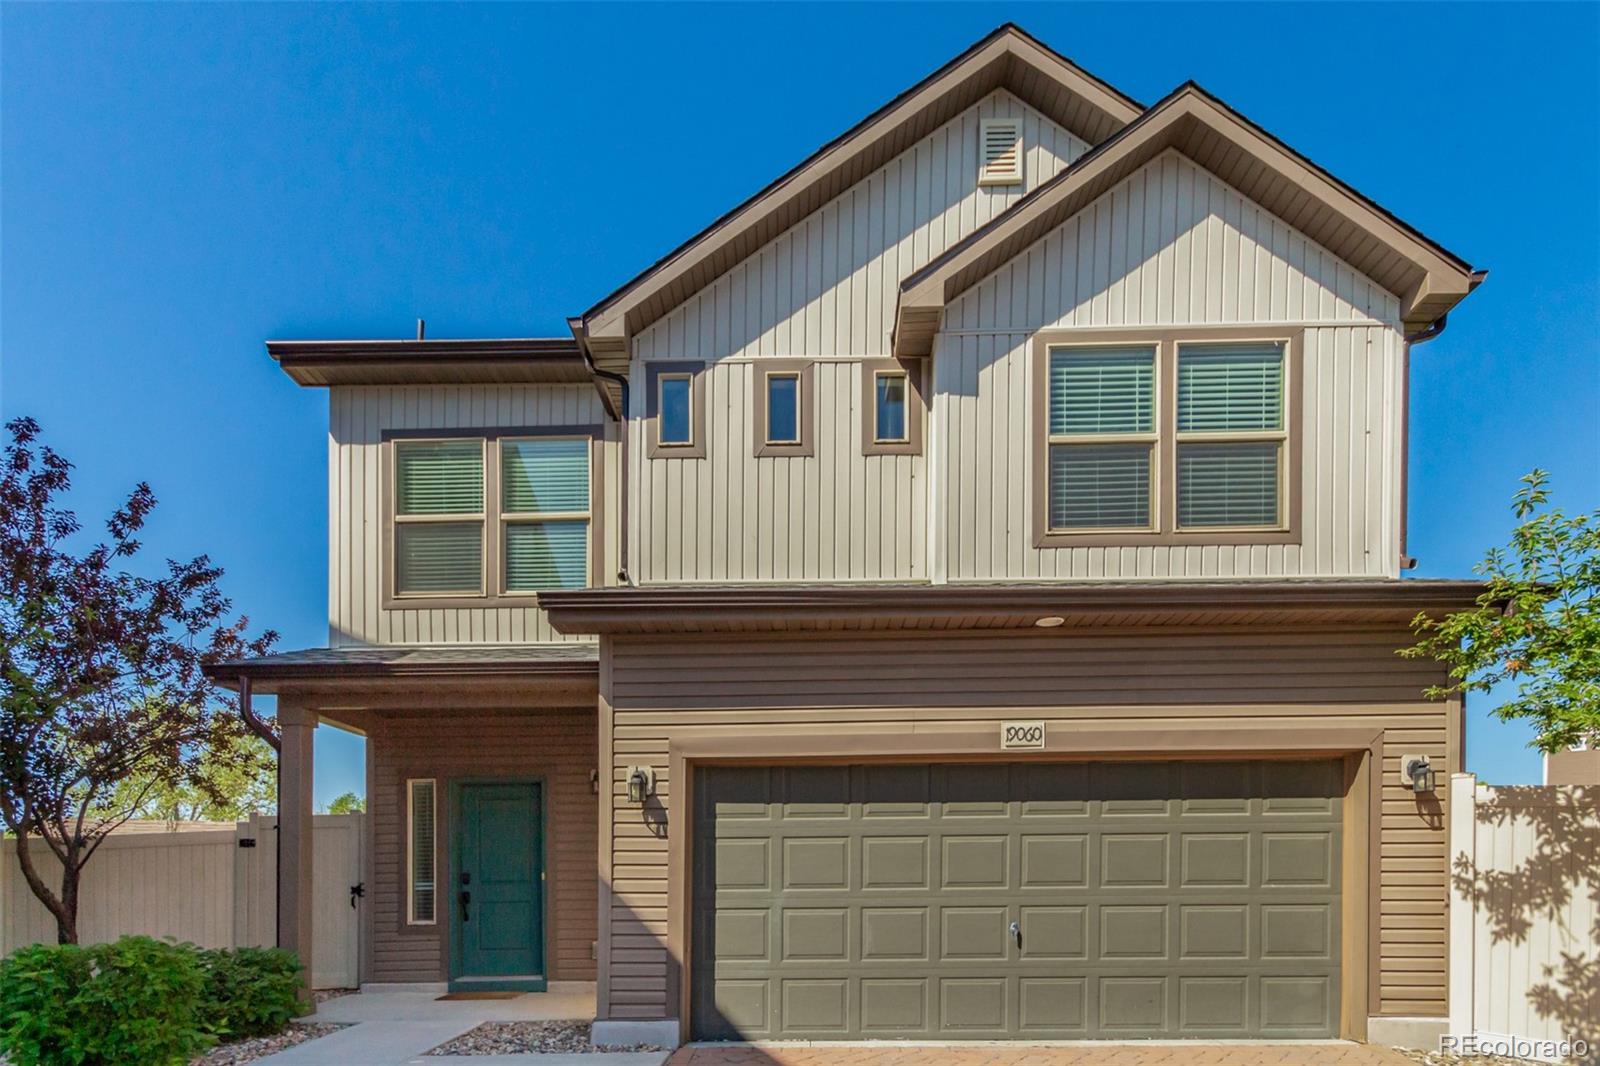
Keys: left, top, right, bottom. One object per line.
{"left": 253, "top": 990, "right": 670, "bottom": 1066}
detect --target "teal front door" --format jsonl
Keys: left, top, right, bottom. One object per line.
{"left": 452, "top": 781, "right": 544, "bottom": 991}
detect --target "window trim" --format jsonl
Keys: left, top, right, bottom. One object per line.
{"left": 645, "top": 361, "right": 706, "bottom": 459}
{"left": 751, "top": 359, "right": 815, "bottom": 457}
{"left": 860, "top": 358, "right": 925, "bottom": 456}
{"left": 406, "top": 777, "right": 437, "bottom": 927}
{"left": 1030, "top": 326, "right": 1303, "bottom": 548}
{"left": 381, "top": 425, "right": 605, "bottom": 609}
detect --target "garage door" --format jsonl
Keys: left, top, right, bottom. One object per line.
{"left": 691, "top": 759, "right": 1342, "bottom": 1040}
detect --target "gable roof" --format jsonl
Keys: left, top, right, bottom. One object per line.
{"left": 571, "top": 23, "right": 1144, "bottom": 376}
{"left": 892, "top": 83, "right": 1484, "bottom": 356}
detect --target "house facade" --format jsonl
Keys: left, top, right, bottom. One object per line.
{"left": 215, "top": 25, "right": 1486, "bottom": 1050}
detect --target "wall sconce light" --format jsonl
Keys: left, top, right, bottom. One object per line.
{"left": 627, "top": 766, "right": 656, "bottom": 804}
{"left": 1400, "top": 754, "right": 1435, "bottom": 794}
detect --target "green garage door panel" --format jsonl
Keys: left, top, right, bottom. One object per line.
{"left": 691, "top": 760, "right": 1342, "bottom": 1041}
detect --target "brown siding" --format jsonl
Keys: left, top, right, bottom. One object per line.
{"left": 601, "top": 624, "right": 1451, "bottom": 1022}
{"left": 370, "top": 707, "right": 597, "bottom": 984}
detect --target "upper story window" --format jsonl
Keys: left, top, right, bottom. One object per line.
{"left": 861, "top": 358, "right": 924, "bottom": 457}
{"left": 387, "top": 430, "right": 594, "bottom": 605}
{"left": 752, "top": 359, "right": 815, "bottom": 457}
{"left": 1032, "top": 329, "right": 1300, "bottom": 547}
{"left": 874, "top": 370, "right": 909, "bottom": 443}
{"left": 646, "top": 361, "right": 706, "bottom": 459}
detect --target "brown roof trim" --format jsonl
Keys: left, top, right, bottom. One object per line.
{"left": 268, "top": 338, "right": 594, "bottom": 388}
{"left": 577, "top": 24, "right": 1142, "bottom": 351}
{"left": 203, "top": 644, "right": 600, "bottom": 690}
{"left": 893, "top": 83, "right": 1483, "bottom": 355}
{"left": 538, "top": 579, "right": 1490, "bottom": 635}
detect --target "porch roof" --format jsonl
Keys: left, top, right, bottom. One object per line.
{"left": 204, "top": 643, "right": 599, "bottom": 691}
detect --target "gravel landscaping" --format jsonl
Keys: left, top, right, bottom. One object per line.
{"left": 311, "top": 986, "right": 358, "bottom": 1005}
{"left": 426, "top": 1020, "right": 663, "bottom": 1056}
{"left": 191, "top": 1022, "right": 348, "bottom": 1065}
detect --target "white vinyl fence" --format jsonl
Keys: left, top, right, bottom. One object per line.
{"left": 1, "top": 814, "right": 363, "bottom": 989}
{"left": 1449, "top": 774, "right": 1599, "bottom": 1061}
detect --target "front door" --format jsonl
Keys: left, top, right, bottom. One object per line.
{"left": 452, "top": 780, "right": 544, "bottom": 991}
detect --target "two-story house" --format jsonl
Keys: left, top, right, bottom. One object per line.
{"left": 212, "top": 24, "right": 1486, "bottom": 1051}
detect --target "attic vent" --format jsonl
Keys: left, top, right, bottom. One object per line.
{"left": 979, "top": 118, "right": 1023, "bottom": 186}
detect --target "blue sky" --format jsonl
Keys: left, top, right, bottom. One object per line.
{"left": 3, "top": 4, "right": 1596, "bottom": 803}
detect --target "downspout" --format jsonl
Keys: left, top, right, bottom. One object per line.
{"left": 570, "top": 319, "right": 633, "bottom": 586}
{"left": 1397, "top": 313, "right": 1450, "bottom": 570}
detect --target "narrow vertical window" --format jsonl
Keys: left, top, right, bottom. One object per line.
{"left": 765, "top": 372, "right": 801, "bottom": 444}
{"left": 501, "top": 437, "right": 590, "bottom": 591}
{"left": 1046, "top": 346, "right": 1156, "bottom": 530}
{"left": 407, "top": 779, "right": 436, "bottom": 925}
{"left": 874, "top": 371, "right": 909, "bottom": 443}
{"left": 1176, "top": 343, "right": 1286, "bottom": 528}
{"left": 658, "top": 374, "right": 693, "bottom": 446}
{"left": 393, "top": 440, "right": 485, "bottom": 595}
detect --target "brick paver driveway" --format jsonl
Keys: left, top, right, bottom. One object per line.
{"left": 667, "top": 1044, "right": 1415, "bottom": 1066}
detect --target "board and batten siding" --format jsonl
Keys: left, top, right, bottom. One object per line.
{"left": 368, "top": 707, "right": 598, "bottom": 984}
{"left": 628, "top": 91, "right": 1089, "bottom": 583}
{"left": 600, "top": 625, "right": 1454, "bottom": 1022}
{"left": 937, "top": 150, "right": 1406, "bottom": 581}
{"left": 329, "top": 384, "right": 615, "bottom": 646}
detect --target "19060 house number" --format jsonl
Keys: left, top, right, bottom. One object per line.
{"left": 1001, "top": 721, "right": 1046, "bottom": 750}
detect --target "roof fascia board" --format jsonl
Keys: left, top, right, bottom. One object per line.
{"left": 893, "top": 87, "right": 1480, "bottom": 355}
{"left": 583, "top": 25, "right": 1142, "bottom": 343}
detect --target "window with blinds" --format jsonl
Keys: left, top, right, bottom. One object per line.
{"left": 1046, "top": 347, "right": 1157, "bottom": 530}
{"left": 407, "top": 778, "right": 436, "bottom": 925}
{"left": 1176, "top": 343, "right": 1286, "bottom": 528}
{"left": 394, "top": 440, "right": 484, "bottom": 595}
{"left": 501, "top": 438, "right": 590, "bottom": 592}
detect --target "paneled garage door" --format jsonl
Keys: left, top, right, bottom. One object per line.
{"left": 691, "top": 759, "right": 1343, "bottom": 1040}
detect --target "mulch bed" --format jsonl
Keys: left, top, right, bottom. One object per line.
{"left": 191, "top": 1022, "right": 348, "bottom": 1065}
{"left": 426, "top": 1020, "right": 663, "bottom": 1056}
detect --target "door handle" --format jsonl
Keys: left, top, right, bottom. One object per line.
{"left": 1009, "top": 920, "right": 1021, "bottom": 948}
{"left": 460, "top": 890, "right": 471, "bottom": 923}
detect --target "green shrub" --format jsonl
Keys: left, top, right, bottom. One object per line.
{"left": 0, "top": 935, "right": 213, "bottom": 1066}
{"left": 0, "top": 942, "right": 94, "bottom": 1065}
{"left": 199, "top": 946, "right": 303, "bottom": 1039}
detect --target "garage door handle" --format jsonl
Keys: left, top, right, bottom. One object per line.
{"left": 1009, "top": 920, "right": 1021, "bottom": 948}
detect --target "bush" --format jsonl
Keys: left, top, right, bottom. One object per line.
{"left": 199, "top": 946, "right": 303, "bottom": 1040}
{"left": 0, "top": 935, "right": 212, "bottom": 1066}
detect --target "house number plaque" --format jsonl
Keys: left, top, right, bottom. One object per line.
{"left": 1000, "top": 721, "right": 1046, "bottom": 750}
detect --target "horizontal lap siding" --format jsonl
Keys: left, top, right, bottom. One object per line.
{"left": 329, "top": 384, "right": 614, "bottom": 646}
{"left": 602, "top": 625, "right": 1450, "bottom": 1020}
{"left": 631, "top": 91, "right": 1088, "bottom": 584}
{"left": 370, "top": 707, "right": 597, "bottom": 984}
{"left": 939, "top": 151, "right": 1404, "bottom": 582}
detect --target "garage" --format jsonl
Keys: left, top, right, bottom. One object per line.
{"left": 690, "top": 759, "right": 1343, "bottom": 1041}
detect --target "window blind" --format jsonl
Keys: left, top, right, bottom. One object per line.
{"left": 396, "top": 440, "right": 483, "bottom": 515}
{"left": 1048, "top": 348, "right": 1155, "bottom": 435}
{"left": 396, "top": 522, "right": 482, "bottom": 593}
{"left": 503, "top": 438, "right": 589, "bottom": 514}
{"left": 1177, "top": 442, "right": 1280, "bottom": 527}
{"left": 1177, "top": 344, "right": 1284, "bottom": 431}
{"left": 1049, "top": 444, "right": 1152, "bottom": 529}
{"left": 505, "top": 520, "right": 589, "bottom": 591}
{"left": 408, "top": 780, "right": 435, "bottom": 924}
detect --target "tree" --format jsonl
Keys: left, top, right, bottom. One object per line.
{"left": 103, "top": 734, "right": 277, "bottom": 823}
{"left": 1404, "top": 470, "right": 1599, "bottom": 753}
{"left": 324, "top": 791, "right": 364, "bottom": 815}
{"left": 0, "top": 417, "right": 277, "bottom": 943}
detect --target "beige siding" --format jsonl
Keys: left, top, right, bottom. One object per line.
{"left": 601, "top": 625, "right": 1452, "bottom": 1021}
{"left": 938, "top": 151, "right": 1405, "bottom": 581}
{"left": 368, "top": 707, "right": 598, "bottom": 984}
{"left": 629, "top": 91, "right": 1088, "bottom": 583}
{"left": 329, "top": 384, "right": 615, "bottom": 646}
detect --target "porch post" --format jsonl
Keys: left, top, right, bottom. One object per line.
{"left": 277, "top": 700, "right": 317, "bottom": 988}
